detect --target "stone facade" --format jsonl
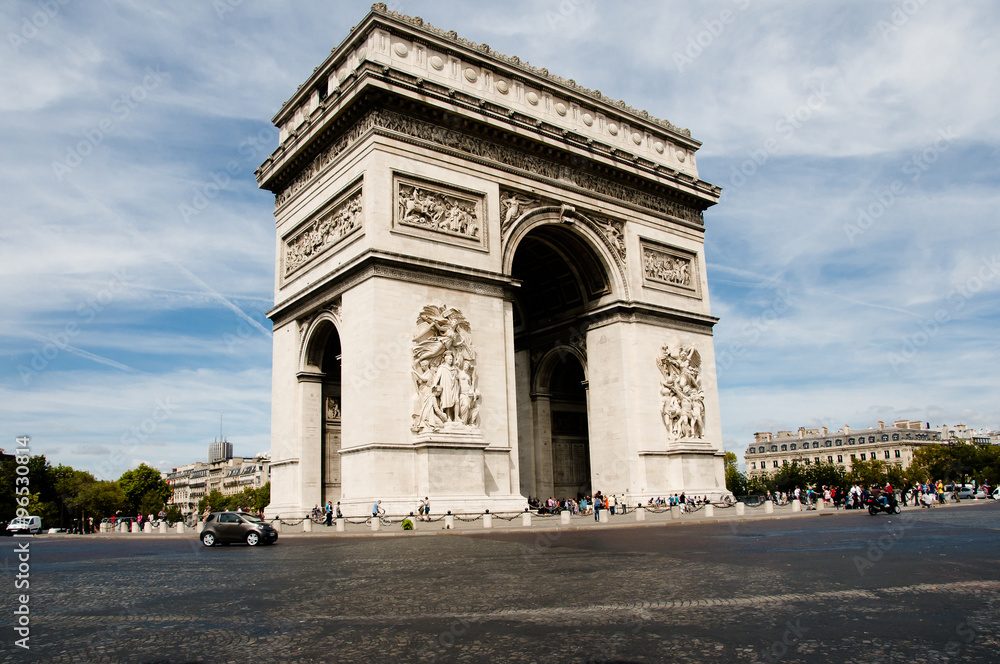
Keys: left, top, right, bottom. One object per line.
{"left": 256, "top": 5, "right": 726, "bottom": 517}
{"left": 744, "top": 420, "right": 942, "bottom": 477}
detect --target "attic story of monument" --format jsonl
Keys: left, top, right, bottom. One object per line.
{"left": 255, "top": 4, "right": 727, "bottom": 517}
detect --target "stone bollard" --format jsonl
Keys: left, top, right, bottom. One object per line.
{"left": 406, "top": 513, "right": 417, "bottom": 531}
{"left": 158, "top": 522, "right": 167, "bottom": 534}
{"left": 272, "top": 520, "right": 281, "bottom": 532}
{"left": 131, "top": 522, "right": 139, "bottom": 533}
{"left": 560, "top": 510, "right": 570, "bottom": 525}
{"left": 483, "top": 513, "right": 493, "bottom": 529}
{"left": 816, "top": 500, "right": 825, "bottom": 511}
{"left": 635, "top": 508, "right": 645, "bottom": 522}
{"left": 765, "top": 501, "right": 774, "bottom": 514}
{"left": 705, "top": 504, "right": 715, "bottom": 518}
{"left": 144, "top": 522, "right": 153, "bottom": 533}
{"left": 599, "top": 510, "right": 610, "bottom": 523}
{"left": 444, "top": 514, "right": 455, "bottom": 529}
{"left": 670, "top": 505, "right": 680, "bottom": 519}
{"left": 302, "top": 518, "right": 312, "bottom": 532}
{"left": 370, "top": 517, "right": 380, "bottom": 532}
{"left": 736, "top": 502, "right": 745, "bottom": 516}
{"left": 792, "top": 500, "right": 801, "bottom": 512}
{"left": 335, "top": 518, "right": 345, "bottom": 532}
{"left": 521, "top": 511, "right": 532, "bottom": 527}
{"left": 176, "top": 522, "right": 186, "bottom": 534}
{"left": 198, "top": 520, "right": 206, "bottom": 533}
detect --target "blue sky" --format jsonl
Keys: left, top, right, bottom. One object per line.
{"left": 3, "top": 0, "right": 998, "bottom": 477}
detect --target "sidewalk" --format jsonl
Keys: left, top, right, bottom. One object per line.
{"left": 75, "top": 499, "right": 992, "bottom": 540}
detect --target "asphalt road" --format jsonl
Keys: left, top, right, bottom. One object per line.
{"left": 4, "top": 502, "right": 999, "bottom": 663}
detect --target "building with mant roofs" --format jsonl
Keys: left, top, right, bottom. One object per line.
{"left": 167, "top": 447, "right": 270, "bottom": 516}
{"left": 744, "top": 420, "right": 942, "bottom": 478}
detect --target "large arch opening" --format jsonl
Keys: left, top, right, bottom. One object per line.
{"left": 509, "top": 221, "right": 613, "bottom": 503}
{"left": 302, "top": 317, "right": 343, "bottom": 506}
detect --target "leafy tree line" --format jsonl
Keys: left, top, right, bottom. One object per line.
{"left": 196, "top": 484, "right": 270, "bottom": 516}
{"left": 725, "top": 443, "right": 1000, "bottom": 497}
{"left": 3, "top": 455, "right": 271, "bottom": 526}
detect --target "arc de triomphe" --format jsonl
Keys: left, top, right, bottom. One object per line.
{"left": 256, "top": 4, "right": 726, "bottom": 517}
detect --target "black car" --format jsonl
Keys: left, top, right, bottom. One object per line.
{"left": 200, "top": 512, "right": 278, "bottom": 547}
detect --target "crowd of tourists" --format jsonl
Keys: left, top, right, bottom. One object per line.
{"left": 768, "top": 479, "right": 993, "bottom": 510}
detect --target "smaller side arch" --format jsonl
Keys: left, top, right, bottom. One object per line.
{"left": 532, "top": 345, "right": 588, "bottom": 395}
{"left": 299, "top": 310, "right": 342, "bottom": 374}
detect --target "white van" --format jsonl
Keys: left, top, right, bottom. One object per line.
{"left": 6, "top": 516, "right": 42, "bottom": 535}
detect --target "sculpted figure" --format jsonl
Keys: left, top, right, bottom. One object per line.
{"left": 657, "top": 345, "right": 705, "bottom": 441}
{"left": 457, "top": 359, "right": 480, "bottom": 426}
{"left": 410, "top": 305, "right": 481, "bottom": 433}
{"left": 431, "top": 351, "right": 460, "bottom": 422}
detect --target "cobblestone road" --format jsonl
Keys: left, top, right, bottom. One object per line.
{"left": 5, "top": 502, "right": 999, "bottom": 663}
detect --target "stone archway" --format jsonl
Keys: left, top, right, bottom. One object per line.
{"left": 508, "top": 215, "right": 617, "bottom": 502}
{"left": 299, "top": 314, "right": 343, "bottom": 508}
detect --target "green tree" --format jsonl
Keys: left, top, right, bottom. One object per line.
{"left": 164, "top": 504, "right": 184, "bottom": 523}
{"left": 253, "top": 482, "right": 270, "bottom": 512}
{"left": 77, "top": 481, "right": 127, "bottom": 520}
{"left": 198, "top": 489, "right": 226, "bottom": 514}
{"left": 805, "top": 461, "right": 847, "bottom": 492}
{"left": 724, "top": 452, "right": 748, "bottom": 496}
{"left": 52, "top": 464, "right": 97, "bottom": 528}
{"left": 772, "top": 461, "right": 809, "bottom": 494}
{"left": 118, "top": 464, "right": 171, "bottom": 516}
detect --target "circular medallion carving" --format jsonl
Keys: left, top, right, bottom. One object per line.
{"left": 495, "top": 79, "right": 509, "bottom": 94}
{"left": 654, "top": 140, "right": 665, "bottom": 153}
{"left": 429, "top": 55, "right": 444, "bottom": 70}
{"left": 337, "top": 68, "right": 347, "bottom": 83}
{"left": 555, "top": 102, "right": 567, "bottom": 116}
{"left": 607, "top": 122, "right": 619, "bottom": 136}
{"left": 632, "top": 132, "right": 643, "bottom": 145}
{"left": 464, "top": 67, "right": 478, "bottom": 82}
{"left": 526, "top": 91, "right": 539, "bottom": 105}
{"left": 676, "top": 149, "right": 687, "bottom": 162}
{"left": 356, "top": 47, "right": 367, "bottom": 62}
{"left": 582, "top": 112, "right": 594, "bottom": 126}
{"left": 393, "top": 42, "right": 408, "bottom": 57}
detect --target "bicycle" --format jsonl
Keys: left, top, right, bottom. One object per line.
{"left": 365, "top": 508, "right": 391, "bottom": 527}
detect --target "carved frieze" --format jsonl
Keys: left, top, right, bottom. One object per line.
{"left": 640, "top": 240, "right": 700, "bottom": 298}
{"left": 275, "top": 109, "right": 704, "bottom": 225}
{"left": 657, "top": 345, "right": 705, "bottom": 442}
{"left": 410, "top": 305, "right": 481, "bottom": 434}
{"left": 394, "top": 175, "right": 486, "bottom": 250}
{"left": 282, "top": 182, "right": 363, "bottom": 277}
